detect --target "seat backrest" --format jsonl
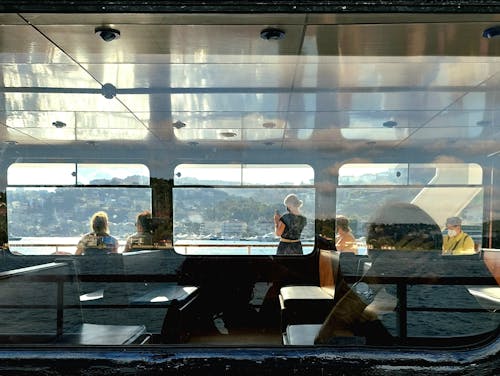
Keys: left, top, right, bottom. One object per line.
{"left": 83, "top": 247, "right": 111, "bottom": 256}
{"left": 482, "top": 249, "right": 500, "bottom": 285}
{"left": 318, "top": 249, "right": 339, "bottom": 297}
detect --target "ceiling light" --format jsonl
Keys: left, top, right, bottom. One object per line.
{"left": 52, "top": 121, "right": 66, "bottom": 128}
{"left": 95, "top": 26, "right": 121, "bottom": 42}
{"left": 483, "top": 26, "right": 500, "bottom": 38}
{"left": 262, "top": 122, "right": 276, "bottom": 129}
{"left": 476, "top": 120, "right": 491, "bottom": 126}
{"left": 173, "top": 121, "right": 186, "bottom": 129}
{"left": 220, "top": 131, "right": 237, "bottom": 138}
{"left": 260, "top": 27, "right": 286, "bottom": 40}
{"left": 101, "top": 83, "right": 117, "bottom": 99}
{"left": 382, "top": 120, "right": 398, "bottom": 128}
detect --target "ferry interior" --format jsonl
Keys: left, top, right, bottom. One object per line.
{"left": 0, "top": 12, "right": 499, "bottom": 352}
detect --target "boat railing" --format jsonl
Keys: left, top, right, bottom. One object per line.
{"left": 6, "top": 241, "right": 316, "bottom": 255}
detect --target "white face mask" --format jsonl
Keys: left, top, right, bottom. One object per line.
{"left": 447, "top": 229, "right": 457, "bottom": 237}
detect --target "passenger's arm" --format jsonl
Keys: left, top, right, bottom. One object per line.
{"left": 274, "top": 214, "right": 285, "bottom": 236}
{"left": 75, "top": 243, "right": 84, "bottom": 255}
{"left": 456, "top": 235, "right": 476, "bottom": 255}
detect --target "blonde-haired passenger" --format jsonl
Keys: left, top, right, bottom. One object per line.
{"left": 76, "top": 211, "right": 119, "bottom": 255}
{"left": 335, "top": 215, "right": 358, "bottom": 254}
{"left": 274, "top": 194, "right": 307, "bottom": 255}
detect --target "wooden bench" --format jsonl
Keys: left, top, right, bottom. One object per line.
{"left": 0, "top": 261, "right": 148, "bottom": 345}
{"left": 278, "top": 249, "right": 340, "bottom": 332}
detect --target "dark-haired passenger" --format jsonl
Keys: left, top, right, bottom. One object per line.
{"left": 75, "top": 211, "right": 119, "bottom": 255}
{"left": 335, "top": 215, "right": 357, "bottom": 254}
{"left": 123, "top": 210, "right": 153, "bottom": 252}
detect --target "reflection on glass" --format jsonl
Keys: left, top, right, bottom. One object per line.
{"left": 336, "top": 187, "right": 483, "bottom": 247}
{"left": 339, "top": 163, "right": 482, "bottom": 186}
{"left": 77, "top": 164, "right": 150, "bottom": 186}
{"left": 8, "top": 163, "right": 76, "bottom": 186}
{"left": 174, "top": 164, "right": 313, "bottom": 186}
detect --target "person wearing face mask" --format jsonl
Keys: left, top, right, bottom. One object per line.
{"left": 442, "top": 216, "right": 475, "bottom": 255}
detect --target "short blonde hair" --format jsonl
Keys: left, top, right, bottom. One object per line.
{"left": 284, "top": 194, "right": 303, "bottom": 209}
{"left": 90, "top": 211, "right": 109, "bottom": 234}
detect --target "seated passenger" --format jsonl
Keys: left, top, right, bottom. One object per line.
{"left": 442, "top": 216, "right": 476, "bottom": 255}
{"left": 335, "top": 215, "right": 357, "bottom": 254}
{"left": 315, "top": 202, "right": 442, "bottom": 345}
{"left": 123, "top": 210, "right": 153, "bottom": 252}
{"left": 75, "top": 211, "right": 119, "bottom": 255}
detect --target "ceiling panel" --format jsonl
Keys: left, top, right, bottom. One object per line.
{"left": 0, "top": 111, "right": 154, "bottom": 141}
{"left": 285, "top": 111, "right": 441, "bottom": 129}
{"left": 0, "top": 13, "right": 498, "bottom": 150}
{"left": 36, "top": 24, "right": 305, "bottom": 64}
{"left": 1, "top": 93, "right": 129, "bottom": 112}
{"left": 82, "top": 63, "right": 297, "bottom": 89}
{"left": 0, "top": 64, "right": 100, "bottom": 88}
{"left": 293, "top": 60, "right": 498, "bottom": 88}
{"left": 119, "top": 93, "right": 291, "bottom": 113}
{"left": 0, "top": 25, "right": 75, "bottom": 64}
{"left": 288, "top": 91, "right": 465, "bottom": 112}
{"left": 302, "top": 23, "right": 500, "bottom": 57}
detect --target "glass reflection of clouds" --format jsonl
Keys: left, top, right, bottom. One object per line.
{"left": 4, "top": 110, "right": 149, "bottom": 141}
{"left": 174, "top": 164, "right": 313, "bottom": 186}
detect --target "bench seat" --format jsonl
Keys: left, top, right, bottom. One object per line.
{"left": 283, "top": 324, "right": 322, "bottom": 345}
{"left": 57, "top": 323, "right": 147, "bottom": 345}
{"left": 130, "top": 285, "right": 198, "bottom": 304}
{"left": 279, "top": 250, "right": 339, "bottom": 330}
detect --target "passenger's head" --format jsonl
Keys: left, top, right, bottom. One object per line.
{"left": 136, "top": 210, "right": 153, "bottom": 233}
{"left": 336, "top": 215, "right": 351, "bottom": 233}
{"left": 445, "top": 216, "right": 462, "bottom": 236}
{"left": 90, "top": 211, "right": 109, "bottom": 235}
{"left": 367, "top": 202, "right": 442, "bottom": 252}
{"left": 284, "top": 194, "right": 303, "bottom": 210}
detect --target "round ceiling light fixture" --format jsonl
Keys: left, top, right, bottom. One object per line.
{"left": 173, "top": 120, "right": 186, "bottom": 129}
{"left": 95, "top": 26, "right": 121, "bottom": 42}
{"left": 220, "top": 131, "right": 237, "bottom": 138}
{"left": 382, "top": 120, "right": 398, "bottom": 128}
{"left": 52, "top": 120, "right": 67, "bottom": 128}
{"left": 483, "top": 26, "right": 500, "bottom": 38}
{"left": 260, "top": 27, "right": 286, "bottom": 40}
{"left": 101, "top": 83, "right": 117, "bottom": 99}
{"left": 476, "top": 120, "right": 491, "bottom": 126}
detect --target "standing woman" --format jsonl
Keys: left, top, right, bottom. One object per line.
{"left": 274, "top": 194, "right": 307, "bottom": 255}
{"left": 76, "top": 211, "right": 119, "bottom": 255}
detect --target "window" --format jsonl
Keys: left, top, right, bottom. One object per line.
{"left": 173, "top": 164, "right": 315, "bottom": 255}
{"left": 337, "top": 163, "right": 483, "bottom": 249}
{"left": 7, "top": 163, "right": 151, "bottom": 254}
